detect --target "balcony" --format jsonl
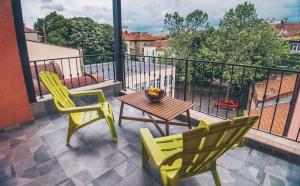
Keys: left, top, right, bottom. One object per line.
{"left": 1, "top": 96, "right": 300, "bottom": 185}
{"left": 0, "top": 53, "right": 299, "bottom": 185}
{"left": 1, "top": 1, "right": 300, "bottom": 185}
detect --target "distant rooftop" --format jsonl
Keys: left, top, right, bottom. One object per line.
{"left": 254, "top": 75, "right": 296, "bottom": 102}
{"left": 272, "top": 21, "right": 300, "bottom": 41}
{"left": 144, "top": 40, "right": 169, "bottom": 47}
{"left": 122, "top": 32, "right": 156, "bottom": 41}
{"left": 24, "top": 26, "right": 39, "bottom": 33}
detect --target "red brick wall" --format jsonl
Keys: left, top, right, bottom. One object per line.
{"left": 0, "top": 0, "right": 32, "bottom": 128}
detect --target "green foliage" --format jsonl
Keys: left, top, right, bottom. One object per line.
{"left": 163, "top": 9, "right": 209, "bottom": 58}
{"left": 33, "top": 11, "right": 114, "bottom": 59}
{"left": 164, "top": 2, "right": 290, "bottom": 87}
{"left": 278, "top": 53, "right": 300, "bottom": 70}
{"left": 69, "top": 17, "right": 114, "bottom": 55}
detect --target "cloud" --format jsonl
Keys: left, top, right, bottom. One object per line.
{"left": 41, "top": 4, "right": 65, "bottom": 12}
{"left": 41, "top": 0, "right": 53, "bottom": 3}
{"left": 21, "top": 0, "right": 300, "bottom": 33}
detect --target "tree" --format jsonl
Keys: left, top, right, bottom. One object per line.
{"left": 69, "top": 17, "right": 114, "bottom": 56}
{"left": 33, "top": 12, "right": 115, "bottom": 58}
{"left": 163, "top": 10, "right": 209, "bottom": 58}
{"left": 194, "top": 2, "right": 290, "bottom": 86}
{"left": 163, "top": 10, "right": 211, "bottom": 81}
{"left": 34, "top": 12, "right": 71, "bottom": 46}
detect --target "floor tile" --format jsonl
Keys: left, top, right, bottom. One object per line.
{"left": 0, "top": 99, "right": 299, "bottom": 186}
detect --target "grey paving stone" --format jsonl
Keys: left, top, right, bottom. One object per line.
{"left": 119, "top": 144, "right": 140, "bottom": 158}
{"left": 0, "top": 165, "right": 15, "bottom": 183}
{"left": 37, "top": 159, "right": 60, "bottom": 176}
{"left": 113, "top": 159, "right": 139, "bottom": 178}
{"left": 72, "top": 170, "right": 94, "bottom": 185}
{"left": 238, "top": 161, "right": 265, "bottom": 184}
{"left": 117, "top": 169, "right": 160, "bottom": 186}
{"left": 1, "top": 99, "right": 300, "bottom": 186}
{"left": 20, "top": 167, "right": 39, "bottom": 179}
{"left": 56, "top": 178, "right": 76, "bottom": 186}
{"left": 91, "top": 169, "right": 123, "bottom": 186}
{"left": 33, "top": 150, "right": 54, "bottom": 164}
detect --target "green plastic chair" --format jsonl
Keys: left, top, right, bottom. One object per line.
{"left": 140, "top": 116, "right": 259, "bottom": 186}
{"left": 40, "top": 71, "right": 118, "bottom": 145}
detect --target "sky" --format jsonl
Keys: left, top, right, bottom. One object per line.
{"left": 21, "top": 0, "right": 300, "bottom": 34}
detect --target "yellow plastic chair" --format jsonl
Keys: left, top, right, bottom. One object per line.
{"left": 140, "top": 116, "right": 259, "bottom": 186}
{"left": 40, "top": 71, "right": 118, "bottom": 145}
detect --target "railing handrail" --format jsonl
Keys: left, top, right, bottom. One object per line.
{"left": 31, "top": 53, "right": 300, "bottom": 73}
{"left": 29, "top": 53, "right": 116, "bottom": 63}
{"left": 125, "top": 53, "right": 300, "bottom": 73}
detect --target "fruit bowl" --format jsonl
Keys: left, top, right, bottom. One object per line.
{"left": 144, "top": 87, "right": 165, "bottom": 103}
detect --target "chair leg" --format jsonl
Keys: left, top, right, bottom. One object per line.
{"left": 160, "top": 170, "right": 179, "bottom": 186}
{"left": 66, "top": 121, "right": 76, "bottom": 146}
{"left": 211, "top": 163, "right": 221, "bottom": 186}
{"left": 142, "top": 143, "right": 149, "bottom": 167}
{"left": 168, "top": 174, "right": 179, "bottom": 186}
{"left": 105, "top": 116, "right": 118, "bottom": 141}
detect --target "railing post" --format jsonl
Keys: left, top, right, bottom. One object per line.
{"left": 33, "top": 61, "right": 43, "bottom": 99}
{"left": 183, "top": 60, "right": 189, "bottom": 101}
{"left": 283, "top": 72, "right": 300, "bottom": 137}
{"left": 112, "top": 0, "right": 124, "bottom": 88}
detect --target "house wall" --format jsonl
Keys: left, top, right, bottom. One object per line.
{"left": 144, "top": 46, "right": 165, "bottom": 58}
{"left": 144, "top": 46, "right": 156, "bottom": 56}
{"left": 125, "top": 66, "right": 176, "bottom": 97}
{"left": 25, "top": 32, "right": 40, "bottom": 42}
{"left": 288, "top": 90, "right": 300, "bottom": 140}
{"left": 0, "top": 0, "right": 32, "bottom": 128}
{"left": 26, "top": 41, "right": 83, "bottom": 78}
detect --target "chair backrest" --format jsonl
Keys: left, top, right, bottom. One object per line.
{"left": 179, "top": 116, "right": 259, "bottom": 177}
{"left": 40, "top": 71, "right": 75, "bottom": 111}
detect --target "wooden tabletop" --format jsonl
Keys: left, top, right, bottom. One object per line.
{"left": 117, "top": 91, "right": 194, "bottom": 121}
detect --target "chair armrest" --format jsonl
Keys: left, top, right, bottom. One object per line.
{"left": 139, "top": 128, "right": 166, "bottom": 168}
{"left": 69, "top": 89, "right": 106, "bottom": 102}
{"left": 197, "top": 119, "right": 214, "bottom": 128}
{"left": 59, "top": 104, "right": 102, "bottom": 113}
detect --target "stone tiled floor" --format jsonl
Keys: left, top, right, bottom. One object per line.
{"left": 1, "top": 97, "right": 300, "bottom": 186}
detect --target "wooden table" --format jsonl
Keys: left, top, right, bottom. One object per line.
{"left": 117, "top": 91, "right": 194, "bottom": 136}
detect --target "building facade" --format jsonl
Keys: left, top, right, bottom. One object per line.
{"left": 271, "top": 20, "right": 300, "bottom": 53}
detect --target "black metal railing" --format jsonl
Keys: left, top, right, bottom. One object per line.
{"left": 29, "top": 53, "right": 115, "bottom": 98}
{"left": 123, "top": 54, "right": 300, "bottom": 142}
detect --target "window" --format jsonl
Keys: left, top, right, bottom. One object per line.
{"left": 169, "top": 75, "right": 173, "bottom": 85}
{"left": 156, "top": 78, "right": 160, "bottom": 88}
{"left": 291, "top": 43, "right": 300, "bottom": 52}
{"left": 164, "top": 76, "right": 167, "bottom": 87}
{"left": 141, "top": 82, "right": 147, "bottom": 89}
{"left": 150, "top": 80, "right": 155, "bottom": 87}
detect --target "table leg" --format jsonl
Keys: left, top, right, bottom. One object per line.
{"left": 147, "top": 114, "right": 165, "bottom": 136}
{"left": 166, "top": 121, "right": 169, "bottom": 136}
{"left": 187, "top": 110, "right": 192, "bottom": 129}
{"left": 118, "top": 102, "right": 124, "bottom": 126}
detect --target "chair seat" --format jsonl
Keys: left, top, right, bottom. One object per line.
{"left": 71, "top": 102, "right": 111, "bottom": 125}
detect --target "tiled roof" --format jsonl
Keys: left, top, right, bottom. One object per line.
{"left": 144, "top": 40, "right": 170, "bottom": 47}
{"left": 272, "top": 22, "right": 300, "bottom": 38}
{"left": 122, "top": 32, "right": 156, "bottom": 41}
{"left": 246, "top": 103, "right": 290, "bottom": 136}
{"left": 24, "top": 26, "right": 39, "bottom": 33}
{"left": 254, "top": 75, "right": 296, "bottom": 102}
